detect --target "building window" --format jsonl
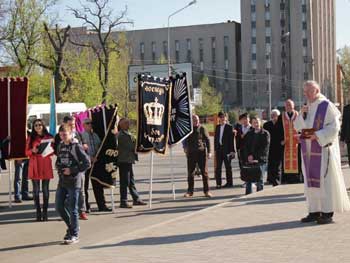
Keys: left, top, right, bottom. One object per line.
{"left": 304, "top": 72, "right": 309, "bottom": 80}
{"left": 252, "top": 28, "right": 257, "bottom": 37}
{"left": 265, "top": 11, "right": 270, "bottom": 20}
{"left": 265, "top": 20, "right": 270, "bottom": 27}
{"left": 266, "top": 36, "right": 271, "bottom": 43}
{"left": 140, "top": 42, "right": 145, "bottom": 62}
{"left": 252, "top": 60, "right": 257, "bottom": 70}
{"left": 186, "top": 39, "right": 191, "bottom": 62}
{"left": 225, "top": 59, "right": 229, "bottom": 70}
{"left": 224, "top": 36, "right": 229, "bottom": 60}
{"left": 211, "top": 37, "right": 216, "bottom": 64}
{"left": 302, "top": 4, "right": 307, "bottom": 13}
{"left": 224, "top": 69, "right": 228, "bottom": 80}
{"left": 199, "top": 38, "right": 204, "bottom": 63}
{"left": 302, "top": 21, "right": 307, "bottom": 30}
{"left": 175, "top": 40, "right": 180, "bottom": 63}
{"left": 252, "top": 69, "right": 257, "bottom": 75}
{"left": 251, "top": 12, "right": 256, "bottom": 21}
{"left": 303, "top": 38, "right": 307, "bottom": 47}
{"left": 252, "top": 37, "right": 256, "bottom": 44}
{"left": 280, "top": 2, "right": 285, "bottom": 10}
{"left": 251, "top": 21, "right": 256, "bottom": 28}
{"left": 212, "top": 70, "right": 216, "bottom": 87}
{"left": 152, "top": 41, "right": 156, "bottom": 62}
{"left": 280, "top": 19, "right": 286, "bottom": 27}
{"left": 163, "top": 41, "right": 168, "bottom": 59}
{"left": 251, "top": 5, "right": 256, "bottom": 12}
{"left": 252, "top": 53, "right": 257, "bottom": 60}
{"left": 265, "top": 27, "right": 271, "bottom": 37}
{"left": 252, "top": 43, "right": 257, "bottom": 53}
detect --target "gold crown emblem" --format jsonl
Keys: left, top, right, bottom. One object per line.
{"left": 143, "top": 97, "right": 164, "bottom": 126}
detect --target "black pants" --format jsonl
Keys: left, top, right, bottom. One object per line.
{"left": 215, "top": 147, "right": 233, "bottom": 186}
{"left": 118, "top": 163, "right": 140, "bottom": 205}
{"left": 187, "top": 151, "right": 209, "bottom": 193}
{"left": 32, "top": 180, "right": 50, "bottom": 212}
{"left": 91, "top": 178, "right": 107, "bottom": 210}
{"left": 267, "top": 156, "right": 282, "bottom": 186}
{"left": 347, "top": 142, "right": 350, "bottom": 166}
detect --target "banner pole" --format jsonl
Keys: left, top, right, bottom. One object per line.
{"left": 170, "top": 146, "right": 176, "bottom": 200}
{"left": 149, "top": 151, "right": 154, "bottom": 209}
{"left": 110, "top": 187, "right": 115, "bottom": 213}
{"left": 8, "top": 160, "right": 12, "bottom": 208}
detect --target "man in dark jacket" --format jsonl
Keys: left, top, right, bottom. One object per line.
{"left": 183, "top": 114, "right": 212, "bottom": 198}
{"left": 214, "top": 112, "right": 235, "bottom": 188}
{"left": 243, "top": 117, "right": 270, "bottom": 195}
{"left": 341, "top": 104, "right": 350, "bottom": 167}
{"left": 263, "top": 109, "right": 283, "bottom": 186}
{"left": 116, "top": 118, "right": 146, "bottom": 208}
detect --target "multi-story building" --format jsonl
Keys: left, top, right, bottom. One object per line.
{"left": 123, "top": 22, "right": 242, "bottom": 109}
{"left": 241, "top": 0, "right": 337, "bottom": 110}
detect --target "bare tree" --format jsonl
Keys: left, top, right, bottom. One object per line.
{"left": 2, "top": 0, "right": 55, "bottom": 74}
{"left": 27, "top": 23, "right": 72, "bottom": 102}
{"left": 69, "top": 0, "right": 132, "bottom": 103}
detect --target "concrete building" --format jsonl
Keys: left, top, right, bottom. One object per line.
{"left": 241, "top": 0, "right": 337, "bottom": 110}
{"left": 123, "top": 22, "right": 242, "bottom": 109}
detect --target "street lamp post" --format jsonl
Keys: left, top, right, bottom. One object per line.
{"left": 167, "top": 0, "right": 197, "bottom": 76}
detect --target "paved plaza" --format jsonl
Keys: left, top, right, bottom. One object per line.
{"left": 0, "top": 143, "right": 349, "bottom": 263}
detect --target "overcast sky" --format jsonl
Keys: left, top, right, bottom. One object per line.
{"left": 54, "top": 0, "right": 350, "bottom": 49}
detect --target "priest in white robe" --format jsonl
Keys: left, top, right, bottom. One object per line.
{"left": 294, "top": 80, "right": 350, "bottom": 224}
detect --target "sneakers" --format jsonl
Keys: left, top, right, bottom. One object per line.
{"left": 183, "top": 193, "right": 193, "bottom": 198}
{"left": 63, "top": 230, "right": 71, "bottom": 241}
{"left": 64, "top": 236, "right": 79, "bottom": 245}
{"left": 79, "top": 212, "right": 88, "bottom": 220}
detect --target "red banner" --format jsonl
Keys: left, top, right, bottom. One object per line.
{"left": 0, "top": 77, "right": 28, "bottom": 159}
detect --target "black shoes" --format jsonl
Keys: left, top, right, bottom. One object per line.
{"left": 317, "top": 215, "right": 334, "bottom": 225}
{"left": 98, "top": 207, "right": 112, "bottom": 212}
{"left": 120, "top": 203, "right": 133, "bottom": 209}
{"left": 222, "top": 184, "right": 233, "bottom": 188}
{"left": 133, "top": 200, "right": 147, "bottom": 206}
{"left": 301, "top": 212, "right": 321, "bottom": 223}
{"left": 22, "top": 195, "right": 34, "bottom": 201}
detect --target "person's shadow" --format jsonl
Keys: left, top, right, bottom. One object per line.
{"left": 83, "top": 220, "right": 317, "bottom": 249}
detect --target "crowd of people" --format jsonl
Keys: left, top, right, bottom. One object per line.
{"left": 182, "top": 80, "right": 350, "bottom": 225}
{"left": 1, "top": 80, "right": 350, "bottom": 244}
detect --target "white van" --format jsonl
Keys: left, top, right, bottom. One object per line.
{"left": 27, "top": 103, "right": 87, "bottom": 132}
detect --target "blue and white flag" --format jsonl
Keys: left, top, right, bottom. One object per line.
{"left": 49, "top": 77, "right": 57, "bottom": 135}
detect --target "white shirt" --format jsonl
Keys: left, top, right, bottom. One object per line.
{"left": 242, "top": 124, "right": 251, "bottom": 135}
{"left": 219, "top": 124, "right": 225, "bottom": 145}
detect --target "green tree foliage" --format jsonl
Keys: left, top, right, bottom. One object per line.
{"left": 338, "top": 46, "right": 350, "bottom": 103}
{"left": 195, "top": 75, "right": 223, "bottom": 116}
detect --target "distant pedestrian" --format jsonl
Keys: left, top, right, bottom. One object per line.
{"left": 0, "top": 136, "right": 10, "bottom": 173}
{"left": 14, "top": 159, "right": 33, "bottom": 203}
{"left": 214, "top": 112, "right": 235, "bottom": 188}
{"left": 340, "top": 104, "right": 350, "bottom": 167}
{"left": 183, "top": 114, "right": 212, "bottom": 198}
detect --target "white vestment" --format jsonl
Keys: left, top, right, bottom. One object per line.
{"left": 294, "top": 95, "right": 350, "bottom": 213}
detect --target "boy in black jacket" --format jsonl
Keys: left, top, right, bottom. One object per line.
{"left": 55, "top": 125, "right": 90, "bottom": 244}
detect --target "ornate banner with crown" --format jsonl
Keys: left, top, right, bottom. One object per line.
{"left": 137, "top": 75, "right": 171, "bottom": 154}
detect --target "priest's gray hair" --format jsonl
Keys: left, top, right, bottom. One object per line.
{"left": 304, "top": 80, "right": 321, "bottom": 92}
{"left": 271, "top": 109, "right": 280, "bottom": 116}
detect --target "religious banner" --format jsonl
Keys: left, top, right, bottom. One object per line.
{"left": 89, "top": 105, "right": 119, "bottom": 188}
{"left": 0, "top": 77, "right": 28, "bottom": 159}
{"left": 168, "top": 73, "right": 193, "bottom": 145}
{"left": 282, "top": 111, "right": 299, "bottom": 174}
{"left": 137, "top": 75, "right": 171, "bottom": 154}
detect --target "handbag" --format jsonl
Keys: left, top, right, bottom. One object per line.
{"left": 240, "top": 163, "right": 262, "bottom": 182}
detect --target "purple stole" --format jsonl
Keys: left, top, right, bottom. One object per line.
{"left": 300, "top": 101, "right": 329, "bottom": 188}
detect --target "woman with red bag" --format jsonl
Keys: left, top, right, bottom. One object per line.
{"left": 26, "top": 119, "right": 54, "bottom": 221}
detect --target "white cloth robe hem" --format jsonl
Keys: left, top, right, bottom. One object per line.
{"left": 294, "top": 95, "right": 350, "bottom": 214}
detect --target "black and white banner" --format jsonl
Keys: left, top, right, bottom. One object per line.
{"left": 90, "top": 105, "right": 119, "bottom": 188}
{"left": 136, "top": 75, "right": 171, "bottom": 154}
{"left": 168, "top": 73, "right": 193, "bottom": 145}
